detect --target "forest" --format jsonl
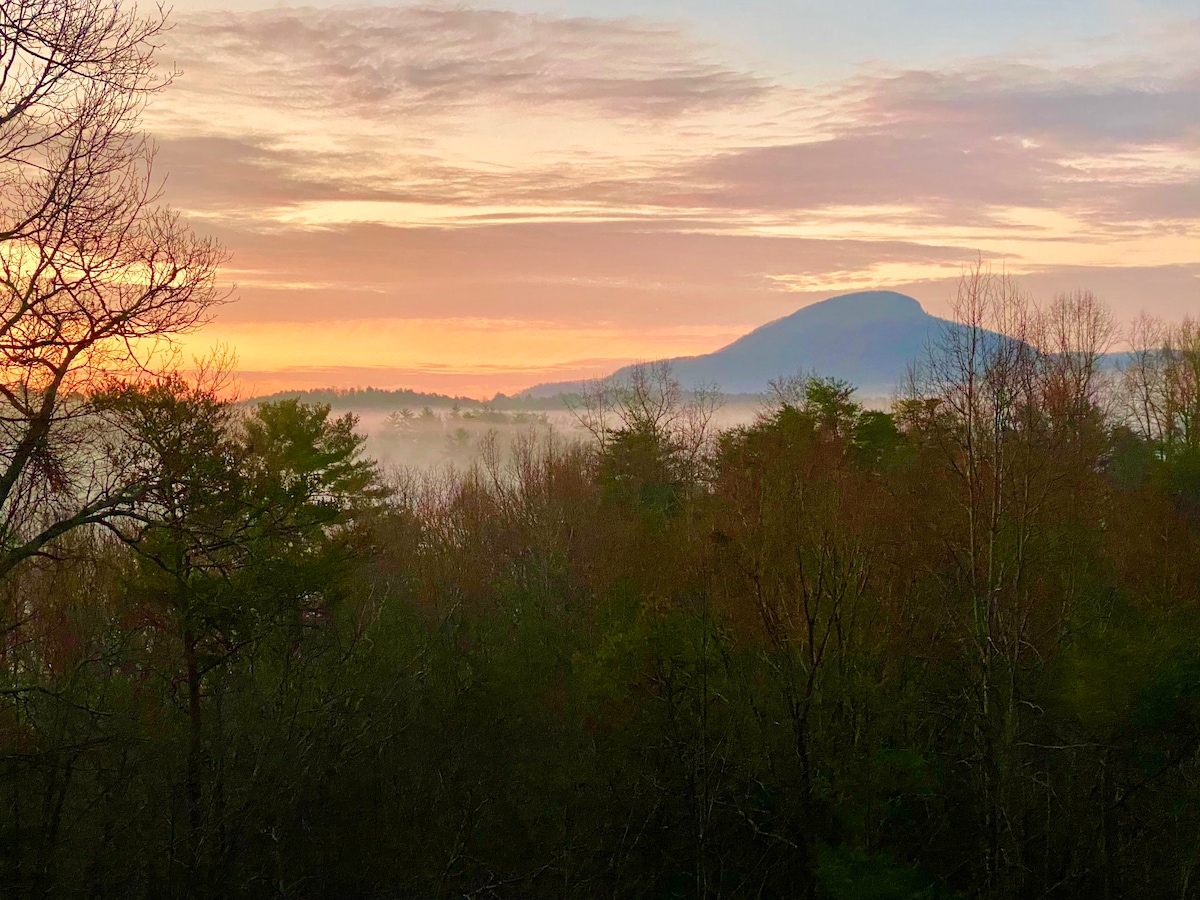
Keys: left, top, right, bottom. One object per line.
{"left": 4, "top": 271, "right": 1200, "bottom": 899}
{"left": 4, "top": 0, "right": 1200, "bottom": 897}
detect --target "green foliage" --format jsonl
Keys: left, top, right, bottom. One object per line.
{"left": 578, "top": 593, "right": 724, "bottom": 711}
{"left": 852, "top": 409, "right": 904, "bottom": 467}
{"left": 113, "top": 389, "right": 385, "bottom": 656}
{"left": 1107, "top": 426, "right": 1155, "bottom": 490}
{"left": 243, "top": 397, "right": 381, "bottom": 508}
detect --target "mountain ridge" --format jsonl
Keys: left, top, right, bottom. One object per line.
{"left": 520, "top": 290, "right": 956, "bottom": 398}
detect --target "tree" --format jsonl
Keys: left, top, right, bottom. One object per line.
{"left": 901, "top": 265, "right": 1119, "bottom": 898}
{"left": 712, "top": 376, "right": 887, "bottom": 897}
{"left": 101, "top": 379, "right": 384, "bottom": 881}
{"left": 0, "top": 0, "right": 226, "bottom": 580}
{"left": 572, "top": 362, "right": 719, "bottom": 510}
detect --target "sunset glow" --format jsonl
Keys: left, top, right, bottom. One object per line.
{"left": 153, "top": 0, "right": 1200, "bottom": 397}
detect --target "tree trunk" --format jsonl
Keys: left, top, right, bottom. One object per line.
{"left": 183, "top": 628, "right": 203, "bottom": 882}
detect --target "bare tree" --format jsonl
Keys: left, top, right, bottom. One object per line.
{"left": 1034, "top": 289, "right": 1116, "bottom": 438}
{"left": 1120, "top": 314, "right": 1200, "bottom": 455}
{"left": 572, "top": 361, "right": 686, "bottom": 454}
{"left": 571, "top": 361, "right": 721, "bottom": 485}
{"left": 1120, "top": 314, "right": 1171, "bottom": 441}
{"left": 0, "top": 0, "right": 227, "bottom": 578}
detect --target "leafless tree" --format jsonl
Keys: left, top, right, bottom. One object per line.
{"left": 571, "top": 361, "right": 721, "bottom": 484}
{"left": 1033, "top": 288, "right": 1116, "bottom": 437}
{"left": 0, "top": 0, "right": 227, "bottom": 578}
{"left": 1120, "top": 314, "right": 1200, "bottom": 453}
{"left": 572, "top": 362, "right": 685, "bottom": 453}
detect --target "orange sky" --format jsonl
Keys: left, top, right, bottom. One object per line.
{"left": 152, "top": 4, "right": 1200, "bottom": 397}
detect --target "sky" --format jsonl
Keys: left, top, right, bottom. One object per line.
{"left": 150, "top": 0, "right": 1200, "bottom": 397}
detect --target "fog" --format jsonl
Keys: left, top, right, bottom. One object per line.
{"left": 347, "top": 401, "right": 757, "bottom": 472}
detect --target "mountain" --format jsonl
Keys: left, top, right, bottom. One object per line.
{"left": 522, "top": 290, "right": 956, "bottom": 398}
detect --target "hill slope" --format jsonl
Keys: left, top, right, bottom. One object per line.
{"left": 523, "top": 290, "right": 955, "bottom": 398}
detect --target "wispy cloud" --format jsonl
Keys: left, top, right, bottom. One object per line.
{"left": 673, "top": 53, "right": 1200, "bottom": 226}
{"left": 167, "top": 6, "right": 771, "bottom": 120}
{"left": 846, "top": 66, "right": 1200, "bottom": 147}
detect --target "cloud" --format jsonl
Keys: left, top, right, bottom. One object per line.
{"left": 155, "top": 6, "right": 1199, "bottom": 233}
{"left": 200, "top": 220, "right": 983, "bottom": 322}
{"left": 846, "top": 67, "right": 1200, "bottom": 147}
{"left": 167, "top": 6, "right": 771, "bottom": 121}
{"left": 685, "top": 133, "right": 1063, "bottom": 219}
{"left": 663, "top": 55, "right": 1200, "bottom": 226}
{"left": 155, "top": 136, "right": 388, "bottom": 208}
{"left": 153, "top": 135, "right": 524, "bottom": 213}
{"left": 1000, "top": 263, "right": 1200, "bottom": 324}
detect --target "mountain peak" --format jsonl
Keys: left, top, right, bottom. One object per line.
{"left": 719, "top": 290, "right": 927, "bottom": 357}
{"left": 676, "top": 289, "right": 938, "bottom": 393}
{"left": 520, "top": 289, "right": 940, "bottom": 398}
{"left": 781, "top": 290, "right": 925, "bottom": 325}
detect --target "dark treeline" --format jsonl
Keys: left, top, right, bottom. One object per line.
{"left": 248, "top": 387, "right": 582, "bottom": 413}
{"left": 4, "top": 270, "right": 1200, "bottom": 899}
{"left": 250, "top": 387, "right": 489, "bottom": 412}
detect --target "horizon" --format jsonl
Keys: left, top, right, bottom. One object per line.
{"left": 151, "top": 0, "right": 1198, "bottom": 397}
{"left": 224, "top": 287, "right": 1164, "bottom": 402}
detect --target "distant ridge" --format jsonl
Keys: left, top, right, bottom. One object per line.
{"left": 245, "top": 386, "right": 485, "bottom": 410}
{"left": 244, "top": 385, "right": 571, "bottom": 411}
{"left": 520, "top": 290, "right": 954, "bottom": 398}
